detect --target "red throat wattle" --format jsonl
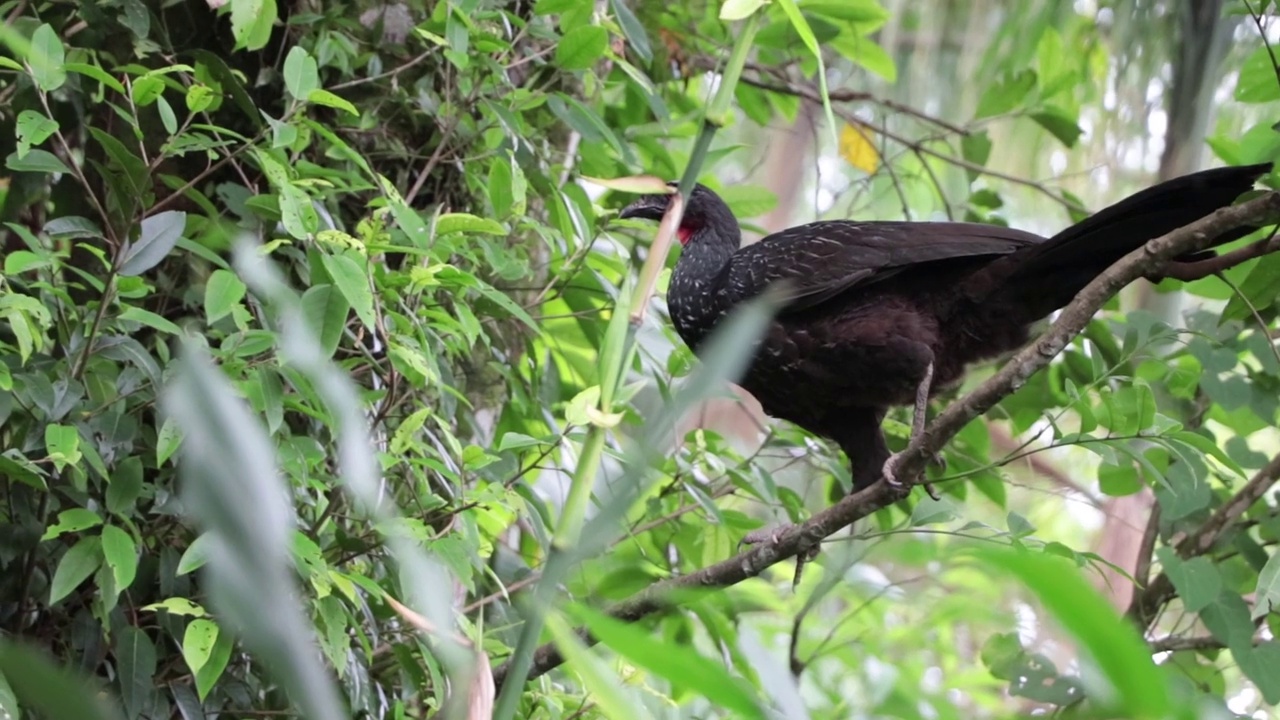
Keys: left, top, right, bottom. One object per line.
{"left": 677, "top": 226, "right": 694, "bottom": 246}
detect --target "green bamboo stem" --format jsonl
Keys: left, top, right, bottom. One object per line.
{"left": 492, "top": 12, "right": 765, "bottom": 720}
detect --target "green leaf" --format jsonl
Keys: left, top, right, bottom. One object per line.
{"left": 830, "top": 34, "right": 897, "bottom": 81}
{"left": 535, "top": 0, "right": 584, "bottom": 13}
{"left": 435, "top": 212, "right": 507, "bottom": 236}
{"left": 49, "top": 537, "right": 103, "bottom": 605}
{"left": 28, "top": 24, "right": 67, "bottom": 91}
{"left": 16, "top": 110, "right": 58, "bottom": 154}
{"left": 775, "top": 0, "right": 838, "bottom": 144}
{"left": 65, "top": 62, "right": 126, "bottom": 93}
{"left": 163, "top": 341, "right": 346, "bottom": 720}
{"left": 1098, "top": 461, "right": 1142, "bottom": 496}
{"left": 1031, "top": 107, "right": 1083, "bottom": 148}
{"left": 0, "top": 641, "right": 123, "bottom": 720}
{"left": 182, "top": 619, "right": 219, "bottom": 674}
{"left": 254, "top": 150, "right": 318, "bottom": 239}
{"left": 118, "top": 0, "right": 150, "bottom": 39}
{"left": 101, "top": 525, "right": 138, "bottom": 591}
{"left": 205, "top": 268, "right": 247, "bottom": 323}
{"left": 609, "top": 0, "right": 651, "bottom": 62}
{"left": 194, "top": 630, "right": 234, "bottom": 701}
{"left": 283, "top": 46, "right": 319, "bottom": 101}
{"left": 570, "top": 603, "right": 764, "bottom": 718}
{"left": 719, "top": 185, "right": 778, "bottom": 217}
{"left": 962, "top": 130, "right": 993, "bottom": 169}
{"left": 119, "top": 211, "right": 186, "bottom": 277}
{"left": 231, "top": 0, "right": 277, "bottom": 51}
{"left": 976, "top": 70, "right": 1037, "bottom": 119}
{"left": 1254, "top": 550, "right": 1280, "bottom": 620}
{"left": 488, "top": 158, "right": 514, "bottom": 218}
{"left": 1236, "top": 45, "right": 1280, "bottom": 103}
{"left": 130, "top": 76, "right": 165, "bottom": 106}
{"left": 545, "top": 611, "right": 656, "bottom": 720}
{"left": 41, "top": 508, "right": 103, "bottom": 541}
{"left": 6, "top": 149, "right": 72, "bottom": 174}
{"left": 974, "top": 548, "right": 1170, "bottom": 717}
{"left": 1239, "top": 641, "right": 1280, "bottom": 704}
{"left": 301, "top": 284, "right": 350, "bottom": 358}
{"left": 1157, "top": 549, "right": 1221, "bottom": 613}
{"left": 1006, "top": 511, "right": 1035, "bottom": 538}
{"left": 306, "top": 89, "right": 359, "bottom": 116}
{"left": 44, "top": 423, "right": 82, "bottom": 472}
{"left": 156, "top": 96, "right": 178, "bottom": 135}
{"left": 45, "top": 215, "right": 104, "bottom": 240}
{"left": 4, "top": 249, "right": 49, "bottom": 274}
{"left": 115, "top": 627, "right": 156, "bottom": 720}
{"left": 1199, "top": 592, "right": 1255, "bottom": 653}
{"left": 118, "top": 306, "right": 183, "bottom": 335}
{"left": 555, "top": 25, "right": 608, "bottom": 70}
{"left": 107, "top": 456, "right": 144, "bottom": 514}
{"left": 141, "top": 597, "right": 209, "bottom": 617}
{"left": 320, "top": 254, "right": 376, "bottom": 331}
{"left": 1223, "top": 252, "right": 1280, "bottom": 322}
{"left": 186, "top": 84, "right": 216, "bottom": 113}
{"left": 720, "top": 0, "right": 767, "bottom": 20}
{"left": 0, "top": 669, "right": 16, "bottom": 720}
{"left": 980, "top": 632, "right": 1023, "bottom": 679}
{"left": 156, "top": 417, "right": 183, "bottom": 466}
{"left": 374, "top": 174, "right": 429, "bottom": 246}
{"left": 176, "top": 534, "right": 211, "bottom": 575}
{"left": 0, "top": 450, "right": 47, "bottom": 490}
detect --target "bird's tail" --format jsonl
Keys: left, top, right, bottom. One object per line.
{"left": 964, "top": 162, "right": 1272, "bottom": 318}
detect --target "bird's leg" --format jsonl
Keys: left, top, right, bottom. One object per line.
{"left": 882, "top": 361, "right": 942, "bottom": 500}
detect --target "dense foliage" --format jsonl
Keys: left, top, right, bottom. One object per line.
{"left": 2, "top": 0, "right": 1280, "bottom": 718}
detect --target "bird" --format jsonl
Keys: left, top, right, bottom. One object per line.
{"left": 619, "top": 163, "right": 1271, "bottom": 495}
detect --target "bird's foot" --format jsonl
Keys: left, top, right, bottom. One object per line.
{"left": 741, "top": 525, "right": 791, "bottom": 548}
{"left": 881, "top": 452, "right": 942, "bottom": 501}
{"left": 930, "top": 451, "right": 947, "bottom": 474}
{"left": 740, "top": 524, "right": 820, "bottom": 588}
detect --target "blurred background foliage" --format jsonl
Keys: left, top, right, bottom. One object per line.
{"left": 1, "top": 0, "right": 1280, "bottom": 718}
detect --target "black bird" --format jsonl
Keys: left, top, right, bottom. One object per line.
{"left": 619, "top": 163, "right": 1271, "bottom": 493}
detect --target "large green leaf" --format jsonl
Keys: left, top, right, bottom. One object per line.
{"left": 974, "top": 548, "right": 1171, "bottom": 718}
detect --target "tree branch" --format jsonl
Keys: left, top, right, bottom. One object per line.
{"left": 719, "top": 69, "right": 1088, "bottom": 213}
{"left": 1156, "top": 230, "right": 1280, "bottom": 281}
{"left": 1127, "top": 450, "right": 1280, "bottom": 627}
{"left": 492, "top": 189, "right": 1280, "bottom": 688}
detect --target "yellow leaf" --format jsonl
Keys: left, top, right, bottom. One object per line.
{"left": 839, "top": 123, "right": 879, "bottom": 174}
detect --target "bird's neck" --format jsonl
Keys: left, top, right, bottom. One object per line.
{"left": 668, "top": 228, "right": 739, "bottom": 351}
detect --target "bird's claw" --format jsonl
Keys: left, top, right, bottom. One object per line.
{"left": 741, "top": 524, "right": 819, "bottom": 587}
{"left": 881, "top": 452, "right": 942, "bottom": 501}
{"left": 741, "top": 525, "right": 789, "bottom": 548}
{"left": 930, "top": 451, "right": 947, "bottom": 473}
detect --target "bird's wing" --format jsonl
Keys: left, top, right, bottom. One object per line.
{"left": 723, "top": 220, "right": 1045, "bottom": 312}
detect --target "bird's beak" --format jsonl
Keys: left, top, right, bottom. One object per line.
{"left": 619, "top": 194, "right": 673, "bottom": 221}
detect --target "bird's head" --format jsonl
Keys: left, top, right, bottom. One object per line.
{"left": 619, "top": 182, "right": 741, "bottom": 248}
